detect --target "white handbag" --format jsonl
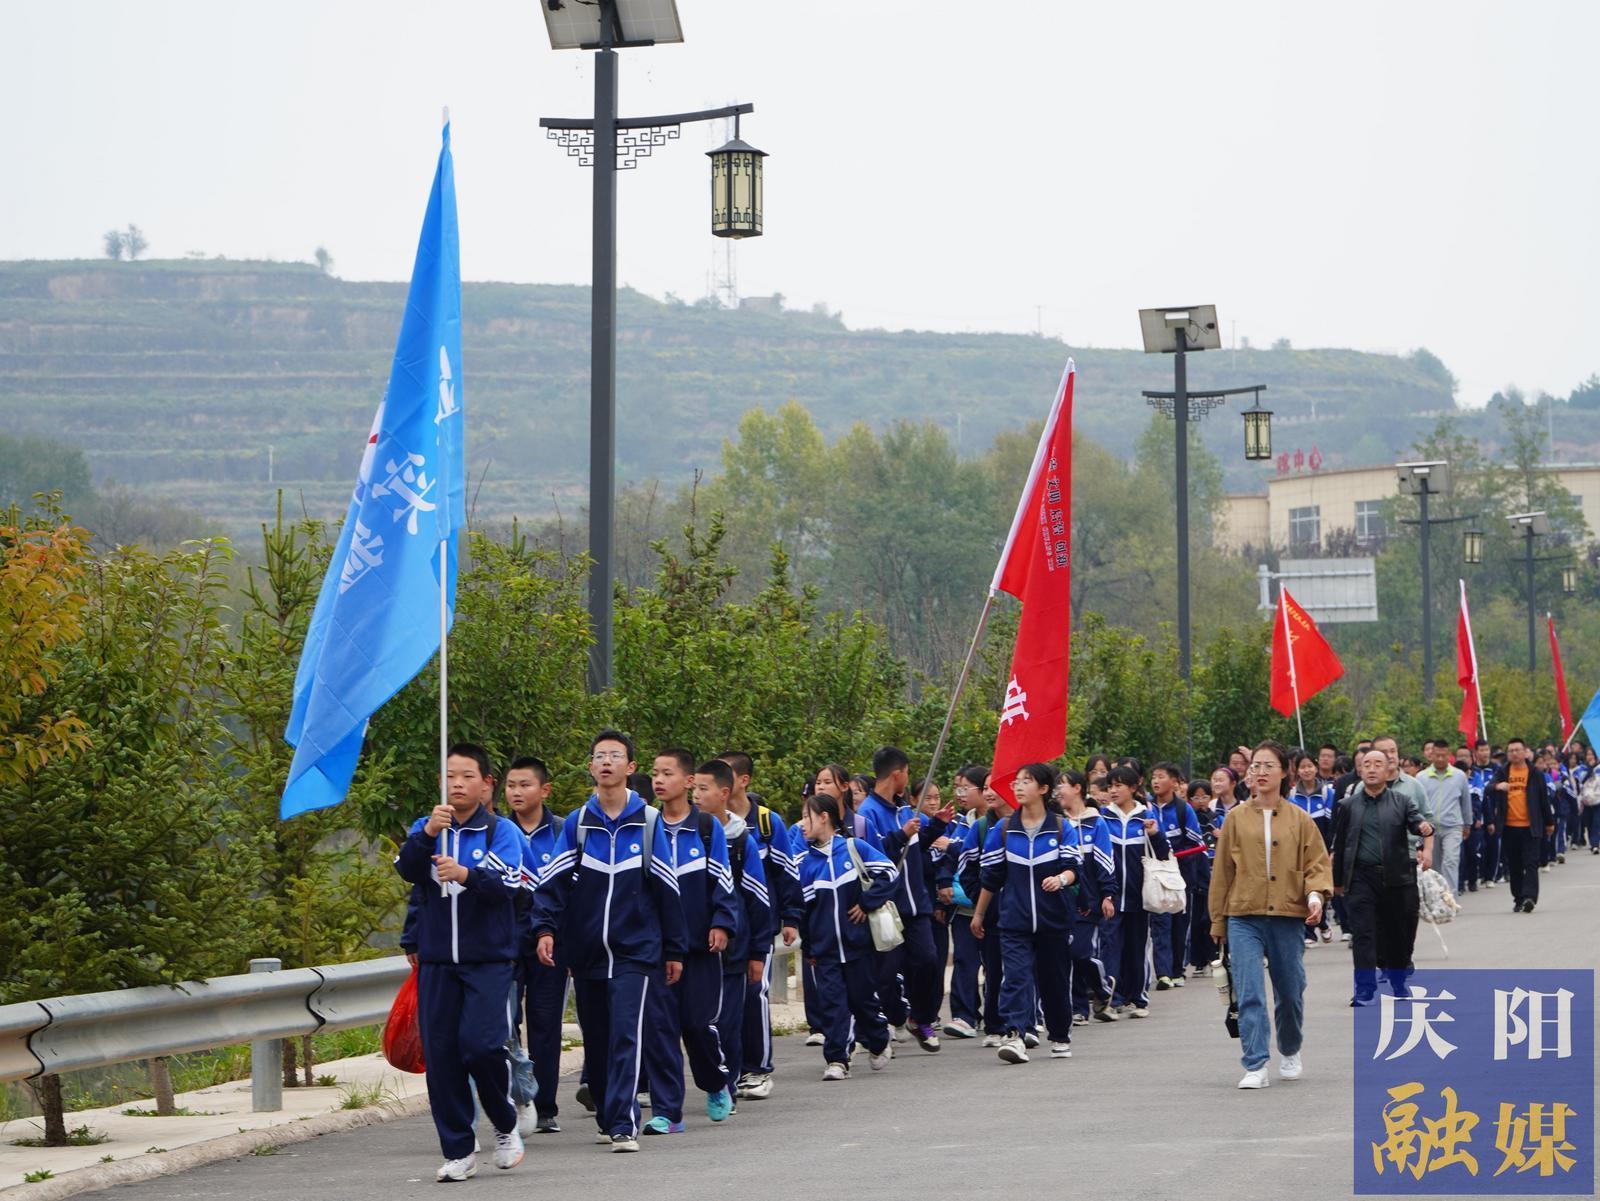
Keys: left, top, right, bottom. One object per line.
{"left": 845, "top": 838, "right": 905, "bottom": 952}
{"left": 1141, "top": 831, "right": 1187, "bottom": 915}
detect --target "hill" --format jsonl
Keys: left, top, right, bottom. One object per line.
{"left": 0, "top": 259, "right": 1464, "bottom": 539}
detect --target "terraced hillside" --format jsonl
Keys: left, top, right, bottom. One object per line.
{"left": 0, "top": 259, "right": 1460, "bottom": 539}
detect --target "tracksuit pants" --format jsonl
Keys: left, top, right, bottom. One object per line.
{"left": 418, "top": 960, "right": 517, "bottom": 1161}
{"left": 513, "top": 950, "right": 566, "bottom": 1122}
{"left": 741, "top": 949, "right": 774, "bottom": 1077}
{"left": 999, "top": 928, "right": 1074, "bottom": 1043}
{"left": 813, "top": 956, "right": 890, "bottom": 1066}
{"left": 1068, "top": 911, "right": 1111, "bottom": 1019}
{"left": 1344, "top": 865, "right": 1419, "bottom": 997}
{"left": 874, "top": 912, "right": 939, "bottom": 1028}
{"left": 718, "top": 972, "right": 746, "bottom": 1089}
{"left": 642, "top": 952, "right": 727, "bottom": 1122}
{"left": 1101, "top": 906, "right": 1151, "bottom": 1008}
{"left": 948, "top": 913, "right": 982, "bottom": 1027}
{"left": 572, "top": 970, "right": 654, "bottom": 1138}
{"left": 980, "top": 918, "right": 1004, "bottom": 1033}
{"left": 1501, "top": 826, "right": 1541, "bottom": 908}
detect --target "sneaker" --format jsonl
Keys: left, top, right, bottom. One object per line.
{"left": 1093, "top": 1000, "right": 1120, "bottom": 1022}
{"left": 517, "top": 1101, "right": 539, "bottom": 1138}
{"left": 493, "top": 1128, "right": 524, "bottom": 1170}
{"left": 1073, "top": 1013, "right": 1090, "bottom": 1026}
{"left": 1237, "top": 1068, "right": 1270, "bottom": 1089}
{"left": 611, "top": 1134, "right": 640, "bottom": 1153}
{"left": 868, "top": 1048, "right": 892, "bottom": 1071}
{"left": 914, "top": 1023, "right": 941, "bottom": 1052}
{"left": 981, "top": 1033, "right": 1003, "bottom": 1047}
{"left": 1171, "top": 976, "right": 1185, "bottom": 988}
{"left": 1022, "top": 1030, "right": 1040, "bottom": 1049}
{"left": 997, "top": 1035, "right": 1029, "bottom": 1064}
{"left": 706, "top": 1088, "right": 734, "bottom": 1122}
{"left": 1279, "top": 1052, "right": 1303, "bottom": 1080}
{"left": 576, "top": 1081, "right": 595, "bottom": 1112}
{"left": 822, "top": 1062, "right": 849, "bottom": 1081}
{"left": 437, "top": 1154, "right": 477, "bottom": 1182}
{"left": 642, "top": 1116, "right": 683, "bottom": 1135}
{"left": 1050, "top": 1042, "right": 1072, "bottom": 1058}
{"left": 741, "top": 1072, "right": 774, "bottom": 1100}
{"left": 1155, "top": 976, "right": 1173, "bottom": 991}
{"left": 1319, "top": 928, "right": 1334, "bottom": 943}
{"left": 1129, "top": 1005, "right": 1150, "bottom": 1019}
{"left": 536, "top": 1117, "right": 561, "bottom": 1133}
{"left": 805, "top": 1031, "right": 825, "bottom": 1046}
{"left": 943, "top": 1018, "right": 978, "bottom": 1039}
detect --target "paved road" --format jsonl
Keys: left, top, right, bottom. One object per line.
{"left": 85, "top": 858, "right": 1600, "bottom": 1201}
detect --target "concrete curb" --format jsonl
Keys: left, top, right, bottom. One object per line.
{"left": 2, "top": 1093, "right": 431, "bottom": 1201}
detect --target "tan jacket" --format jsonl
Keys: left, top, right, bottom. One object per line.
{"left": 1209, "top": 798, "right": 1334, "bottom": 938}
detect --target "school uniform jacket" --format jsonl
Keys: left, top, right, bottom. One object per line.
{"left": 798, "top": 835, "right": 900, "bottom": 963}
{"left": 395, "top": 805, "right": 529, "bottom": 965}
{"left": 530, "top": 791, "right": 690, "bottom": 980}
{"left": 977, "top": 812, "right": 1084, "bottom": 934}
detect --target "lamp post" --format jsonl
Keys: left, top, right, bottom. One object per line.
{"left": 1509, "top": 511, "right": 1552, "bottom": 672}
{"left": 1138, "top": 305, "right": 1267, "bottom": 773}
{"left": 539, "top": 0, "right": 763, "bottom": 690}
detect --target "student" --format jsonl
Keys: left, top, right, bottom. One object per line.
{"left": 720, "top": 752, "right": 801, "bottom": 1102}
{"left": 1057, "top": 769, "right": 1116, "bottom": 1024}
{"left": 530, "top": 731, "right": 689, "bottom": 1153}
{"left": 694, "top": 760, "right": 777, "bottom": 1110}
{"left": 504, "top": 755, "right": 565, "bottom": 1136}
{"left": 956, "top": 770, "right": 1011, "bottom": 1045}
{"left": 1148, "top": 761, "right": 1205, "bottom": 989}
{"left": 393, "top": 743, "right": 531, "bottom": 1182}
{"left": 943, "top": 764, "right": 990, "bottom": 1039}
{"left": 1288, "top": 751, "right": 1336, "bottom": 946}
{"left": 797, "top": 792, "right": 897, "bottom": 1080}
{"left": 1098, "top": 764, "right": 1172, "bottom": 1017}
{"left": 639, "top": 748, "right": 743, "bottom": 1134}
{"left": 854, "top": 745, "right": 953, "bottom": 1053}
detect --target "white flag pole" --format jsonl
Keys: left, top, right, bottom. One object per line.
{"left": 1281, "top": 587, "right": 1306, "bottom": 750}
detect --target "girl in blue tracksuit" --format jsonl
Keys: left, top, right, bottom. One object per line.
{"left": 972, "top": 763, "right": 1084, "bottom": 1063}
{"left": 1098, "top": 764, "right": 1173, "bottom": 1016}
{"left": 1058, "top": 770, "right": 1116, "bottom": 1022}
{"left": 797, "top": 792, "right": 899, "bottom": 1080}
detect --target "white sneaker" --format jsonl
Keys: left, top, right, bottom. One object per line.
{"left": 493, "top": 1128, "right": 524, "bottom": 1170}
{"left": 1237, "top": 1068, "right": 1270, "bottom": 1089}
{"left": 805, "top": 1031, "right": 825, "bottom": 1046}
{"left": 437, "top": 1153, "right": 477, "bottom": 1182}
{"left": 1279, "top": 1052, "right": 1303, "bottom": 1081}
{"left": 822, "top": 1061, "right": 848, "bottom": 1081}
{"left": 1050, "top": 1042, "right": 1072, "bottom": 1058}
{"left": 981, "top": 1033, "right": 1003, "bottom": 1047}
{"left": 943, "top": 1018, "right": 978, "bottom": 1039}
{"left": 516, "top": 1101, "right": 539, "bottom": 1138}
{"left": 868, "top": 1048, "right": 892, "bottom": 1071}
{"left": 997, "top": 1036, "right": 1029, "bottom": 1064}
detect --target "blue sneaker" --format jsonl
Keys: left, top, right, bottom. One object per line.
{"left": 642, "top": 1116, "right": 684, "bottom": 1135}
{"left": 706, "top": 1088, "right": 733, "bottom": 1122}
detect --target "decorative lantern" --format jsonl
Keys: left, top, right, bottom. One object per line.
{"left": 708, "top": 134, "right": 765, "bottom": 239}
{"left": 1242, "top": 393, "right": 1273, "bottom": 461}
{"left": 1463, "top": 528, "right": 1484, "bottom": 565}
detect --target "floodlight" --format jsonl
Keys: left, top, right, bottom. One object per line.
{"left": 1508, "top": 511, "right": 1552, "bottom": 537}
{"left": 1138, "top": 305, "right": 1221, "bottom": 353}
{"left": 1396, "top": 460, "right": 1450, "bottom": 496}
{"left": 541, "top": 0, "right": 684, "bottom": 50}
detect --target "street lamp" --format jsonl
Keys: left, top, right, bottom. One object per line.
{"left": 1397, "top": 461, "right": 1473, "bottom": 700}
{"left": 1508, "top": 511, "right": 1552, "bottom": 672}
{"left": 1463, "top": 527, "right": 1484, "bottom": 565}
{"left": 539, "top": 0, "right": 762, "bottom": 690}
{"left": 1138, "top": 304, "right": 1266, "bottom": 773}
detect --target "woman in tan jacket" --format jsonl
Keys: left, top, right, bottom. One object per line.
{"left": 1209, "top": 740, "right": 1334, "bottom": 1090}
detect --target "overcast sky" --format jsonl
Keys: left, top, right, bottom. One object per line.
{"left": 6, "top": 1, "right": 1595, "bottom": 410}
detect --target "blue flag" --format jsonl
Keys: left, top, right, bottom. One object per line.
{"left": 1580, "top": 684, "right": 1600, "bottom": 754}
{"left": 280, "top": 122, "right": 465, "bottom": 820}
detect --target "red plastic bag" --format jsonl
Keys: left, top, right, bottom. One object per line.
{"left": 382, "top": 966, "right": 426, "bottom": 1073}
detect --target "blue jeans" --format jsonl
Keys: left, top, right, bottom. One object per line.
{"left": 1226, "top": 915, "right": 1307, "bottom": 1072}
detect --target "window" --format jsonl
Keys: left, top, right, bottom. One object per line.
{"left": 1355, "top": 500, "right": 1386, "bottom": 544}
{"left": 1289, "top": 505, "right": 1321, "bottom": 549}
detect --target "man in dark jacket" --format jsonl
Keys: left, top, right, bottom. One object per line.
{"left": 1486, "top": 737, "right": 1556, "bottom": 914}
{"left": 1330, "top": 748, "right": 1434, "bottom": 1005}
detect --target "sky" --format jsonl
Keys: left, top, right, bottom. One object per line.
{"left": 5, "top": 1, "right": 1596, "bottom": 410}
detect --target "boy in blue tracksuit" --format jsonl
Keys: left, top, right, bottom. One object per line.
{"left": 1098, "top": 765, "right": 1173, "bottom": 1016}
{"left": 854, "top": 745, "right": 953, "bottom": 1052}
{"left": 1147, "top": 762, "right": 1205, "bottom": 989}
{"left": 696, "top": 761, "right": 778, "bottom": 1107}
{"left": 393, "top": 744, "right": 531, "bottom": 1182}
{"left": 639, "top": 748, "right": 743, "bottom": 1133}
{"left": 530, "top": 731, "right": 689, "bottom": 1153}
{"left": 972, "top": 763, "right": 1084, "bottom": 1064}
{"left": 503, "top": 755, "right": 566, "bottom": 1135}
{"left": 797, "top": 792, "right": 899, "bottom": 1079}
{"left": 720, "top": 752, "right": 802, "bottom": 1101}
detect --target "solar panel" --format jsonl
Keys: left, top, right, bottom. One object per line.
{"left": 540, "top": 0, "right": 684, "bottom": 50}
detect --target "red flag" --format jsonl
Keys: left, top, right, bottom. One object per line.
{"left": 1549, "top": 614, "right": 1574, "bottom": 742}
{"left": 1456, "top": 580, "right": 1483, "bottom": 741}
{"left": 1269, "top": 588, "right": 1344, "bottom": 718}
{"left": 990, "top": 362, "right": 1074, "bottom": 802}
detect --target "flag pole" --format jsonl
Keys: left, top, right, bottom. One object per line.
{"left": 1281, "top": 587, "right": 1306, "bottom": 749}
{"left": 916, "top": 592, "right": 995, "bottom": 809}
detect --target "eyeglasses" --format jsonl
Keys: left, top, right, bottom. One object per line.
{"left": 590, "top": 752, "right": 628, "bottom": 764}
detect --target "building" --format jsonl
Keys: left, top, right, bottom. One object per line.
{"left": 1218, "top": 464, "right": 1600, "bottom": 554}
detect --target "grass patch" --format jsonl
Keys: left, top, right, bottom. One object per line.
{"left": 11, "top": 1124, "right": 109, "bottom": 1148}
{"left": 120, "top": 1105, "right": 218, "bottom": 1117}
{"left": 23, "top": 1169, "right": 54, "bottom": 1183}
{"left": 335, "top": 1081, "right": 394, "bottom": 1110}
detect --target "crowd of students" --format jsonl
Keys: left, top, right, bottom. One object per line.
{"left": 393, "top": 729, "right": 1595, "bottom": 1180}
